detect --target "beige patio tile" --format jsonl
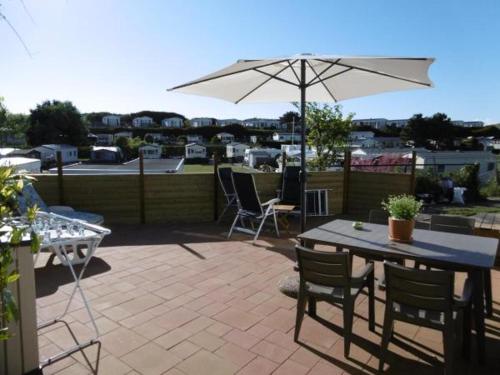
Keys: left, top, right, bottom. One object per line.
{"left": 177, "top": 349, "right": 239, "bottom": 375}
{"left": 236, "top": 356, "right": 279, "bottom": 375}
{"left": 214, "top": 342, "right": 257, "bottom": 369}
{"left": 121, "top": 342, "right": 181, "bottom": 375}
{"left": 213, "top": 307, "right": 261, "bottom": 330}
{"left": 99, "top": 327, "right": 148, "bottom": 357}
{"left": 224, "top": 329, "right": 261, "bottom": 349}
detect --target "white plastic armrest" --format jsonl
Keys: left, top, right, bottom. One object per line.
{"left": 49, "top": 205, "right": 75, "bottom": 212}
{"left": 261, "top": 198, "right": 281, "bottom": 207}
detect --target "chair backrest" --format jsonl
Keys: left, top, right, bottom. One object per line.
{"left": 368, "top": 209, "right": 389, "bottom": 225}
{"left": 295, "top": 245, "right": 351, "bottom": 288}
{"left": 231, "top": 172, "right": 262, "bottom": 214}
{"left": 384, "top": 262, "right": 454, "bottom": 312}
{"left": 430, "top": 215, "right": 475, "bottom": 235}
{"left": 281, "top": 166, "right": 301, "bottom": 206}
{"left": 17, "top": 183, "right": 50, "bottom": 215}
{"left": 218, "top": 167, "right": 235, "bottom": 198}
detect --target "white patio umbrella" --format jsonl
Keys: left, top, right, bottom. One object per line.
{"left": 168, "top": 53, "right": 435, "bottom": 233}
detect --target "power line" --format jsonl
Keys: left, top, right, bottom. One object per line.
{"left": 0, "top": 4, "right": 32, "bottom": 57}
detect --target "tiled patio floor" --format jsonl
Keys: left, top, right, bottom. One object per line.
{"left": 35, "top": 223, "right": 500, "bottom": 375}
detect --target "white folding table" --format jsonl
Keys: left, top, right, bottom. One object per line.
{"left": 33, "top": 212, "right": 111, "bottom": 368}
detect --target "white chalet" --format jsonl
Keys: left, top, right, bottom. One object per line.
{"left": 113, "top": 131, "right": 133, "bottom": 142}
{"left": 216, "top": 132, "right": 235, "bottom": 144}
{"left": 34, "top": 144, "right": 78, "bottom": 164}
{"left": 96, "top": 134, "right": 114, "bottom": 145}
{"left": 243, "top": 118, "right": 284, "bottom": 130}
{"left": 162, "top": 117, "right": 184, "bottom": 128}
{"left": 102, "top": 115, "right": 121, "bottom": 127}
{"left": 187, "top": 135, "right": 203, "bottom": 143}
{"left": 139, "top": 144, "right": 162, "bottom": 159}
{"left": 272, "top": 132, "right": 301, "bottom": 142}
{"left": 226, "top": 143, "right": 248, "bottom": 159}
{"left": 217, "top": 119, "right": 243, "bottom": 126}
{"left": 191, "top": 118, "right": 214, "bottom": 127}
{"left": 185, "top": 143, "right": 207, "bottom": 159}
{"left": 132, "top": 116, "right": 154, "bottom": 128}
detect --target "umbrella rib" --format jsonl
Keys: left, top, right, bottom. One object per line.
{"left": 308, "top": 67, "right": 353, "bottom": 87}
{"left": 305, "top": 60, "right": 337, "bottom": 102}
{"left": 253, "top": 68, "right": 300, "bottom": 87}
{"left": 234, "top": 64, "right": 294, "bottom": 104}
{"left": 286, "top": 60, "right": 301, "bottom": 84}
{"left": 168, "top": 59, "right": 290, "bottom": 90}
{"left": 314, "top": 58, "right": 431, "bottom": 87}
{"left": 306, "top": 58, "right": 340, "bottom": 86}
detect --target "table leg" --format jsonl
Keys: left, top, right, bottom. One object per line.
{"left": 302, "top": 239, "right": 316, "bottom": 249}
{"left": 470, "top": 270, "right": 486, "bottom": 364}
{"left": 484, "top": 270, "right": 493, "bottom": 318}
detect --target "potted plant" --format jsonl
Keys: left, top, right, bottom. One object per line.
{"left": 1, "top": 167, "right": 39, "bottom": 340}
{"left": 382, "top": 194, "right": 422, "bottom": 243}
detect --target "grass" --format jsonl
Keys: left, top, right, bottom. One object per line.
{"left": 183, "top": 163, "right": 253, "bottom": 173}
{"left": 442, "top": 205, "right": 500, "bottom": 216}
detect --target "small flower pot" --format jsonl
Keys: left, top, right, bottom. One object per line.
{"left": 388, "top": 217, "right": 415, "bottom": 243}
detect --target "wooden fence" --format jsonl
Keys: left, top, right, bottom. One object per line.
{"left": 33, "top": 169, "right": 413, "bottom": 224}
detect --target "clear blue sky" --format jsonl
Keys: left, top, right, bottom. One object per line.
{"left": 1, "top": 0, "right": 499, "bottom": 123}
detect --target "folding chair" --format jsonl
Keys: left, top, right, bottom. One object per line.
{"left": 216, "top": 167, "right": 238, "bottom": 224}
{"left": 228, "top": 172, "right": 280, "bottom": 244}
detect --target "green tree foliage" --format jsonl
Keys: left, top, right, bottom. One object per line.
{"left": 27, "top": 100, "right": 88, "bottom": 146}
{"left": 209, "top": 135, "right": 221, "bottom": 144}
{"left": 0, "top": 98, "right": 28, "bottom": 146}
{"left": 303, "top": 103, "right": 352, "bottom": 171}
{"left": 400, "top": 113, "right": 457, "bottom": 149}
{"left": 0, "top": 168, "right": 40, "bottom": 341}
{"left": 279, "top": 111, "right": 301, "bottom": 130}
{"left": 115, "top": 136, "right": 145, "bottom": 160}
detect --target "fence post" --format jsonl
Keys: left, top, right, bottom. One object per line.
{"left": 409, "top": 150, "right": 417, "bottom": 195}
{"left": 342, "top": 149, "right": 351, "bottom": 214}
{"left": 282, "top": 151, "right": 287, "bottom": 172}
{"left": 139, "top": 151, "right": 146, "bottom": 224}
{"left": 213, "top": 152, "right": 219, "bottom": 222}
{"left": 56, "top": 151, "right": 65, "bottom": 205}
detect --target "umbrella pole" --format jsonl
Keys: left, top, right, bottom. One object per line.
{"left": 300, "top": 59, "right": 307, "bottom": 234}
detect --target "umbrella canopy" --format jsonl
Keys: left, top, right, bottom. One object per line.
{"left": 168, "top": 53, "right": 435, "bottom": 233}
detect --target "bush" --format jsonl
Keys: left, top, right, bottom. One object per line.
{"left": 451, "top": 164, "right": 481, "bottom": 202}
{"left": 415, "top": 169, "right": 441, "bottom": 197}
{"left": 480, "top": 178, "right": 500, "bottom": 198}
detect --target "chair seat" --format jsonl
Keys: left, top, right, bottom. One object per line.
{"left": 50, "top": 209, "right": 104, "bottom": 225}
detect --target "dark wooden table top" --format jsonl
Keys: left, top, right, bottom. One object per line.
{"left": 299, "top": 219, "right": 498, "bottom": 270}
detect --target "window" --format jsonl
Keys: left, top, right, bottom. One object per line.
{"left": 488, "top": 162, "right": 495, "bottom": 171}
{"left": 437, "top": 164, "right": 445, "bottom": 173}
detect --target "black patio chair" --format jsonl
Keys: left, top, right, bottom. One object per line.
{"left": 280, "top": 166, "right": 301, "bottom": 207}
{"left": 228, "top": 172, "right": 280, "bottom": 244}
{"left": 294, "top": 245, "right": 375, "bottom": 358}
{"left": 216, "top": 167, "right": 238, "bottom": 224}
{"left": 379, "top": 262, "right": 472, "bottom": 375}
{"left": 429, "top": 215, "right": 493, "bottom": 317}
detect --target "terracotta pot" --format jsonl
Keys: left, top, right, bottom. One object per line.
{"left": 388, "top": 217, "right": 415, "bottom": 243}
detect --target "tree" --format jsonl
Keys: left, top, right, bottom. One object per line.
{"left": 27, "top": 100, "right": 88, "bottom": 146}
{"left": 400, "top": 113, "right": 456, "bottom": 150}
{"left": 303, "top": 103, "right": 353, "bottom": 171}
{"left": 209, "top": 135, "right": 221, "bottom": 144}
{"left": 0, "top": 97, "right": 28, "bottom": 146}
{"left": 279, "top": 111, "right": 301, "bottom": 130}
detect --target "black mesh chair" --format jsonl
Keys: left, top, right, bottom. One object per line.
{"left": 380, "top": 263, "right": 472, "bottom": 374}
{"left": 294, "top": 245, "right": 375, "bottom": 358}
{"left": 280, "top": 166, "right": 301, "bottom": 206}
{"left": 228, "top": 172, "right": 280, "bottom": 244}
{"left": 217, "top": 167, "right": 238, "bottom": 224}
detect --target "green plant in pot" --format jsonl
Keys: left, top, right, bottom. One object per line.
{"left": 0, "top": 167, "right": 39, "bottom": 341}
{"left": 382, "top": 194, "right": 422, "bottom": 243}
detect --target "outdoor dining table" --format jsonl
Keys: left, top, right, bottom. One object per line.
{"left": 298, "top": 219, "right": 498, "bottom": 364}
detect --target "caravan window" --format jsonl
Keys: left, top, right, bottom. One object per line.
{"left": 488, "top": 162, "right": 495, "bottom": 171}
{"left": 437, "top": 164, "right": 445, "bottom": 173}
